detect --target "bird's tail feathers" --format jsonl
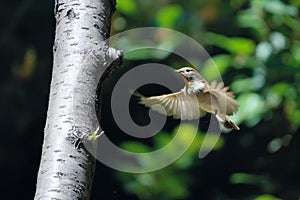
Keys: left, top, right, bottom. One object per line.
{"left": 223, "top": 118, "right": 240, "bottom": 130}
{"left": 216, "top": 114, "right": 240, "bottom": 131}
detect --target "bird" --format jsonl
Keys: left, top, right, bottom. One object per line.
{"left": 134, "top": 67, "right": 240, "bottom": 130}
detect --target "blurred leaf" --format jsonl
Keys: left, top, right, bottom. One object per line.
{"left": 270, "top": 82, "right": 291, "bottom": 96}
{"left": 118, "top": 32, "right": 178, "bottom": 60}
{"left": 291, "top": 0, "right": 300, "bottom": 7}
{"left": 174, "top": 124, "right": 224, "bottom": 153}
{"left": 205, "top": 32, "right": 256, "bottom": 55}
{"left": 116, "top": 0, "right": 137, "bottom": 15}
{"left": 231, "top": 0, "right": 249, "bottom": 8}
{"left": 254, "top": 194, "right": 282, "bottom": 200}
{"left": 231, "top": 75, "right": 264, "bottom": 93}
{"left": 199, "top": 133, "right": 224, "bottom": 151}
{"left": 263, "top": 0, "right": 298, "bottom": 16}
{"left": 291, "top": 41, "right": 300, "bottom": 65}
{"left": 171, "top": 124, "right": 198, "bottom": 148}
{"left": 118, "top": 124, "right": 224, "bottom": 199}
{"left": 159, "top": 175, "right": 189, "bottom": 199}
{"left": 288, "top": 109, "right": 300, "bottom": 127}
{"left": 269, "top": 32, "right": 286, "bottom": 52}
{"left": 12, "top": 48, "right": 36, "bottom": 80}
{"left": 267, "top": 138, "right": 282, "bottom": 153}
{"left": 230, "top": 172, "right": 277, "bottom": 191}
{"left": 154, "top": 132, "right": 172, "bottom": 148}
{"left": 201, "top": 1, "right": 219, "bottom": 22}
{"left": 237, "top": 10, "right": 268, "bottom": 38}
{"left": 174, "top": 154, "right": 193, "bottom": 169}
{"left": 284, "top": 16, "right": 300, "bottom": 32}
{"left": 231, "top": 93, "right": 265, "bottom": 126}
{"left": 230, "top": 172, "right": 262, "bottom": 184}
{"left": 121, "top": 141, "right": 151, "bottom": 153}
{"left": 268, "top": 82, "right": 297, "bottom": 113}
{"left": 201, "top": 54, "right": 232, "bottom": 80}
{"left": 112, "top": 17, "right": 127, "bottom": 31}
{"left": 124, "top": 49, "right": 170, "bottom": 60}
{"left": 281, "top": 134, "right": 292, "bottom": 146}
{"left": 137, "top": 174, "right": 155, "bottom": 186}
{"left": 251, "top": 0, "right": 298, "bottom": 16}
{"left": 266, "top": 90, "right": 282, "bottom": 108}
{"left": 256, "top": 42, "right": 273, "bottom": 61}
{"left": 156, "top": 5, "right": 183, "bottom": 28}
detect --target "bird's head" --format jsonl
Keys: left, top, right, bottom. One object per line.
{"left": 175, "top": 67, "right": 206, "bottom": 93}
{"left": 175, "top": 67, "right": 202, "bottom": 82}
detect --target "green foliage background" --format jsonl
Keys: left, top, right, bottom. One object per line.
{"left": 1, "top": 0, "right": 300, "bottom": 199}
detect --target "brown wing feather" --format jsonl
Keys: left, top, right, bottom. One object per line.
{"left": 134, "top": 91, "right": 205, "bottom": 120}
{"left": 203, "top": 81, "right": 239, "bottom": 115}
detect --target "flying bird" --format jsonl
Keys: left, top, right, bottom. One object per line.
{"left": 134, "top": 67, "right": 240, "bottom": 130}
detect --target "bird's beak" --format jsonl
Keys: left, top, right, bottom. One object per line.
{"left": 175, "top": 69, "right": 186, "bottom": 80}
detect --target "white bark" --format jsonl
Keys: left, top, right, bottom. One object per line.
{"left": 34, "top": 0, "right": 121, "bottom": 199}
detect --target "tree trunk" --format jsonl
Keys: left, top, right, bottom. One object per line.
{"left": 34, "top": 0, "right": 121, "bottom": 199}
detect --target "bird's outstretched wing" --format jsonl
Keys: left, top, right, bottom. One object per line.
{"left": 134, "top": 91, "right": 206, "bottom": 120}
{"left": 203, "top": 81, "right": 239, "bottom": 115}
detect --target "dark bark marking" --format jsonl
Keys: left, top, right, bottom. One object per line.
{"left": 93, "top": 23, "right": 100, "bottom": 29}
{"left": 66, "top": 8, "right": 77, "bottom": 21}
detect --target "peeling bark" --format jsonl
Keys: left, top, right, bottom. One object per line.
{"left": 34, "top": 0, "right": 121, "bottom": 199}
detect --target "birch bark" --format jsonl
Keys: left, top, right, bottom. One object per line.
{"left": 34, "top": 0, "right": 121, "bottom": 199}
